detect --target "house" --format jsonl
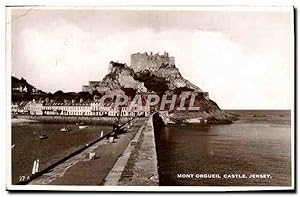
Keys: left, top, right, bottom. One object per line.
{"left": 42, "top": 102, "right": 92, "bottom": 116}
{"left": 11, "top": 103, "right": 18, "bottom": 114}
{"left": 26, "top": 100, "right": 43, "bottom": 115}
{"left": 21, "top": 99, "right": 151, "bottom": 117}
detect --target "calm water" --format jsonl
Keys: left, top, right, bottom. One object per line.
{"left": 156, "top": 110, "right": 292, "bottom": 186}
{"left": 11, "top": 123, "right": 112, "bottom": 184}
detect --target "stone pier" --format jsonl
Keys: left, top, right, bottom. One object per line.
{"left": 28, "top": 116, "right": 159, "bottom": 186}
{"left": 104, "top": 115, "right": 159, "bottom": 186}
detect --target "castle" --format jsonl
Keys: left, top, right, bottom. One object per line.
{"left": 130, "top": 51, "right": 175, "bottom": 72}
{"left": 83, "top": 52, "right": 176, "bottom": 93}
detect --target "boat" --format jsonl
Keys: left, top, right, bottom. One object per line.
{"left": 34, "top": 131, "right": 48, "bottom": 140}
{"left": 60, "top": 127, "right": 70, "bottom": 132}
{"left": 79, "top": 125, "right": 88, "bottom": 129}
{"left": 78, "top": 122, "right": 88, "bottom": 129}
{"left": 38, "top": 134, "right": 48, "bottom": 140}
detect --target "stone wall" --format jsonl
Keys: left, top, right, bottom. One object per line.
{"left": 111, "top": 115, "right": 159, "bottom": 186}
{"left": 130, "top": 52, "right": 175, "bottom": 72}
{"left": 18, "top": 115, "right": 130, "bottom": 125}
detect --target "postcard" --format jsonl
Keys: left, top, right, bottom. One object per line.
{"left": 6, "top": 6, "right": 295, "bottom": 192}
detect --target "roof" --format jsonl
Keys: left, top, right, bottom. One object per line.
{"left": 44, "top": 102, "right": 91, "bottom": 106}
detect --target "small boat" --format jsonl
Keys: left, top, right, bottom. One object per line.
{"left": 38, "top": 134, "right": 48, "bottom": 140}
{"left": 34, "top": 131, "right": 48, "bottom": 140}
{"left": 79, "top": 125, "right": 88, "bottom": 129}
{"left": 11, "top": 144, "right": 16, "bottom": 149}
{"left": 60, "top": 127, "right": 70, "bottom": 132}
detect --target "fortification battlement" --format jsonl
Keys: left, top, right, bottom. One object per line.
{"left": 130, "top": 51, "right": 175, "bottom": 72}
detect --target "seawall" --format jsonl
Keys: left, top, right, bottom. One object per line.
{"left": 17, "top": 115, "right": 134, "bottom": 125}
{"left": 105, "top": 115, "right": 159, "bottom": 186}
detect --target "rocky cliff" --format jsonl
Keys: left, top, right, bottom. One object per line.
{"left": 99, "top": 61, "right": 202, "bottom": 94}
{"left": 97, "top": 61, "right": 237, "bottom": 124}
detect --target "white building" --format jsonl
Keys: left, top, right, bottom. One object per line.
{"left": 21, "top": 100, "right": 151, "bottom": 117}
{"left": 11, "top": 104, "right": 18, "bottom": 114}
{"left": 43, "top": 102, "right": 92, "bottom": 116}
{"left": 26, "top": 100, "right": 43, "bottom": 115}
{"left": 91, "top": 102, "right": 110, "bottom": 116}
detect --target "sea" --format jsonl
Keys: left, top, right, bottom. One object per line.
{"left": 155, "top": 110, "right": 292, "bottom": 186}
{"left": 11, "top": 123, "right": 112, "bottom": 184}
{"left": 11, "top": 110, "right": 292, "bottom": 186}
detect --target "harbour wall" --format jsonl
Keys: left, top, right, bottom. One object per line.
{"left": 17, "top": 115, "right": 134, "bottom": 125}
{"left": 105, "top": 115, "right": 159, "bottom": 186}
{"left": 124, "top": 115, "right": 159, "bottom": 185}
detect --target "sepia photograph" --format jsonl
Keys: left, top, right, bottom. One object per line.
{"left": 6, "top": 6, "right": 295, "bottom": 191}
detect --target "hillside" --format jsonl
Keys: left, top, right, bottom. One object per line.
{"left": 12, "top": 57, "right": 238, "bottom": 123}
{"left": 96, "top": 61, "right": 237, "bottom": 123}
{"left": 12, "top": 76, "right": 46, "bottom": 103}
{"left": 12, "top": 76, "right": 35, "bottom": 91}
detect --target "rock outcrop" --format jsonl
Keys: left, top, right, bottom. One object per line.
{"left": 97, "top": 61, "right": 203, "bottom": 95}
{"left": 90, "top": 56, "right": 237, "bottom": 124}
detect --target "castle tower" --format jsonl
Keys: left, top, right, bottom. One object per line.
{"left": 130, "top": 52, "right": 175, "bottom": 72}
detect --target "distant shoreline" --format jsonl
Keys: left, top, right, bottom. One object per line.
{"left": 14, "top": 115, "right": 136, "bottom": 125}
{"left": 11, "top": 118, "right": 39, "bottom": 124}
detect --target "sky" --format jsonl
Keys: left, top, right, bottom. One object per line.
{"left": 8, "top": 7, "right": 294, "bottom": 109}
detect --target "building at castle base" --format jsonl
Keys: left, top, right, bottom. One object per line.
{"left": 130, "top": 51, "right": 175, "bottom": 72}
{"left": 82, "top": 81, "right": 105, "bottom": 94}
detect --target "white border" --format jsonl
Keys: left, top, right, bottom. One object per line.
{"left": 5, "top": 7, "right": 12, "bottom": 189}
{"left": 6, "top": 5, "right": 293, "bottom": 12}
{"left": 5, "top": 5, "right": 295, "bottom": 192}
{"left": 5, "top": 185, "right": 296, "bottom": 192}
